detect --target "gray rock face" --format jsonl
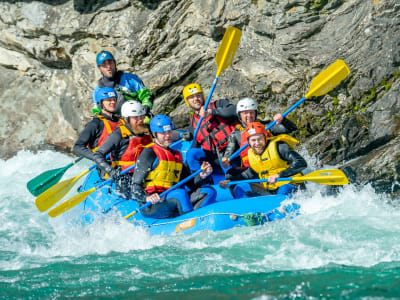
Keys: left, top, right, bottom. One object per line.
{"left": 0, "top": 0, "right": 399, "bottom": 195}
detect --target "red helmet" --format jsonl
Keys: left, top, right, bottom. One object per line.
{"left": 244, "top": 122, "right": 270, "bottom": 140}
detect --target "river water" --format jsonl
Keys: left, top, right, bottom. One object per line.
{"left": 1, "top": 150, "right": 400, "bottom": 299}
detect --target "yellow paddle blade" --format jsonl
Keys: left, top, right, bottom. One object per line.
{"left": 305, "top": 59, "right": 350, "bottom": 98}
{"left": 35, "top": 169, "right": 90, "bottom": 212}
{"left": 48, "top": 186, "right": 96, "bottom": 218}
{"left": 215, "top": 26, "right": 242, "bottom": 76}
{"left": 291, "top": 169, "right": 349, "bottom": 185}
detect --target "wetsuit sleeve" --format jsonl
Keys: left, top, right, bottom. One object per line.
{"left": 73, "top": 119, "right": 102, "bottom": 161}
{"left": 93, "top": 129, "right": 122, "bottom": 174}
{"left": 131, "top": 148, "right": 157, "bottom": 201}
{"left": 223, "top": 130, "right": 241, "bottom": 158}
{"left": 225, "top": 165, "right": 259, "bottom": 181}
{"left": 212, "top": 98, "right": 237, "bottom": 119}
{"left": 276, "top": 143, "right": 307, "bottom": 178}
{"left": 269, "top": 118, "right": 298, "bottom": 135}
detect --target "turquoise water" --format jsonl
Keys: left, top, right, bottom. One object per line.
{"left": 1, "top": 151, "right": 400, "bottom": 299}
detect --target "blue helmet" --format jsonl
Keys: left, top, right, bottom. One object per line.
{"left": 150, "top": 115, "right": 174, "bottom": 133}
{"left": 96, "top": 51, "right": 115, "bottom": 66}
{"left": 94, "top": 87, "right": 117, "bottom": 104}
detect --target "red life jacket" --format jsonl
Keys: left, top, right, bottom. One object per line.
{"left": 143, "top": 144, "right": 183, "bottom": 194}
{"left": 190, "top": 101, "right": 239, "bottom": 152}
{"left": 112, "top": 124, "right": 153, "bottom": 172}
{"left": 91, "top": 115, "right": 124, "bottom": 152}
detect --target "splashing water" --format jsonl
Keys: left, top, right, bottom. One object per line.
{"left": 1, "top": 150, "right": 400, "bottom": 298}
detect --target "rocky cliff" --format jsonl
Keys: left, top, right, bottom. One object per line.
{"left": 0, "top": 0, "right": 399, "bottom": 195}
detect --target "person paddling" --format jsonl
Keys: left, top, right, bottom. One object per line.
{"left": 183, "top": 83, "right": 240, "bottom": 174}
{"left": 93, "top": 101, "right": 153, "bottom": 198}
{"left": 73, "top": 87, "right": 123, "bottom": 163}
{"left": 130, "top": 115, "right": 215, "bottom": 219}
{"left": 93, "top": 50, "right": 153, "bottom": 121}
{"left": 221, "top": 97, "right": 297, "bottom": 170}
{"left": 220, "top": 122, "right": 307, "bottom": 197}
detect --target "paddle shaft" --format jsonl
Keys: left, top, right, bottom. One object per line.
{"left": 123, "top": 168, "right": 203, "bottom": 219}
{"left": 189, "top": 77, "right": 219, "bottom": 149}
{"left": 228, "top": 97, "right": 306, "bottom": 161}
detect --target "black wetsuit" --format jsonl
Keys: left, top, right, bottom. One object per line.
{"left": 73, "top": 112, "right": 120, "bottom": 161}
{"left": 131, "top": 147, "right": 212, "bottom": 218}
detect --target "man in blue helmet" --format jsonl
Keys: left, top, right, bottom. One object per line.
{"left": 93, "top": 50, "right": 153, "bottom": 120}
{"left": 130, "top": 115, "right": 216, "bottom": 219}
{"left": 74, "top": 87, "right": 124, "bottom": 163}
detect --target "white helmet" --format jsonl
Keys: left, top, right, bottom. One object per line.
{"left": 236, "top": 98, "right": 258, "bottom": 114}
{"left": 121, "top": 101, "right": 146, "bottom": 117}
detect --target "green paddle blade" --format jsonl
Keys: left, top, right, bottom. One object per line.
{"left": 216, "top": 26, "right": 242, "bottom": 76}
{"left": 291, "top": 169, "right": 349, "bottom": 185}
{"left": 48, "top": 187, "right": 96, "bottom": 218}
{"left": 27, "top": 163, "right": 73, "bottom": 196}
{"left": 305, "top": 59, "right": 350, "bottom": 98}
{"left": 35, "top": 169, "right": 90, "bottom": 212}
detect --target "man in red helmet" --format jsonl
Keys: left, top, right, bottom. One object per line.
{"left": 220, "top": 121, "right": 307, "bottom": 196}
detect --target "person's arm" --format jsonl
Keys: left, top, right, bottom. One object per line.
{"left": 276, "top": 143, "right": 307, "bottom": 178}
{"left": 130, "top": 148, "right": 157, "bottom": 201}
{"left": 223, "top": 130, "right": 241, "bottom": 159}
{"left": 181, "top": 163, "right": 213, "bottom": 191}
{"left": 73, "top": 119, "right": 102, "bottom": 161}
{"left": 225, "top": 165, "right": 258, "bottom": 181}
{"left": 269, "top": 118, "right": 298, "bottom": 135}
{"left": 93, "top": 129, "right": 122, "bottom": 174}
{"left": 212, "top": 98, "right": 237, "bottom": 119}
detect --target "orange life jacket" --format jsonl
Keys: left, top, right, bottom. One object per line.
{"left": 112, "top": 124, "right": 153, "bottom": 172}
{"left": 91, "top": 115, "right": 124, "bottom": 152}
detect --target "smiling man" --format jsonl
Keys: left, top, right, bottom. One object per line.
{"left": 130, "top": 115, "right": 215, "bottom": 219}
{"left": 222, "top": 122, "right": 307, "bottom": 196}
{"left": 182, "top": 83, "right": 240, "bottom": 174}
{"left": 222, "top": 97, "right": 297, "bottom": 170}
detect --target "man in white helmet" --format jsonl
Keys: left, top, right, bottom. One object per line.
{"left": 221, "top": 97, "right": 297, "bottom": 170}
{"left": 93, "top": 101, "right": 153, "bottom": 197}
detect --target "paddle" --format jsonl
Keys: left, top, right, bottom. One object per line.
{"left": 27, "top": 157, "right": 84, "bottom": 196}
{"left": 122, "top": 168, "right": 204, "bottom": 219}
{"left": 226, "top": 169, "right": 349, "bottom": 186}
{"left": 47, "top": 164, "right": 136, "bottom": 218}
{"left": 35, "top": 164, "right": 97, "bottom": 212}
{"left": 188, "top": 26, "right": 242, "bottom": 149}
{"left": 226, "top": 59, "right": 350, "bottom": 163}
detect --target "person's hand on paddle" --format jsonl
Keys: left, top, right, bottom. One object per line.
{"left": 268, "top": 174, "right": 280, "bottom": 184}
{"left": 219, "top": 179, "right": 231, "bottom": 189}
{"left": 221, "top": 157, "right": 231, "bottom": 168}
{"left": 273, "top": 113, "right": 283, "bottom": 125}
{"left": 199, "top": 161, "right": 213, "bottom": 179}
{"left": 199, "top": 106, "right": 212, "bottom": 119}
{"left": 146, "top": 193, "right": 163, "bottom": 204}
